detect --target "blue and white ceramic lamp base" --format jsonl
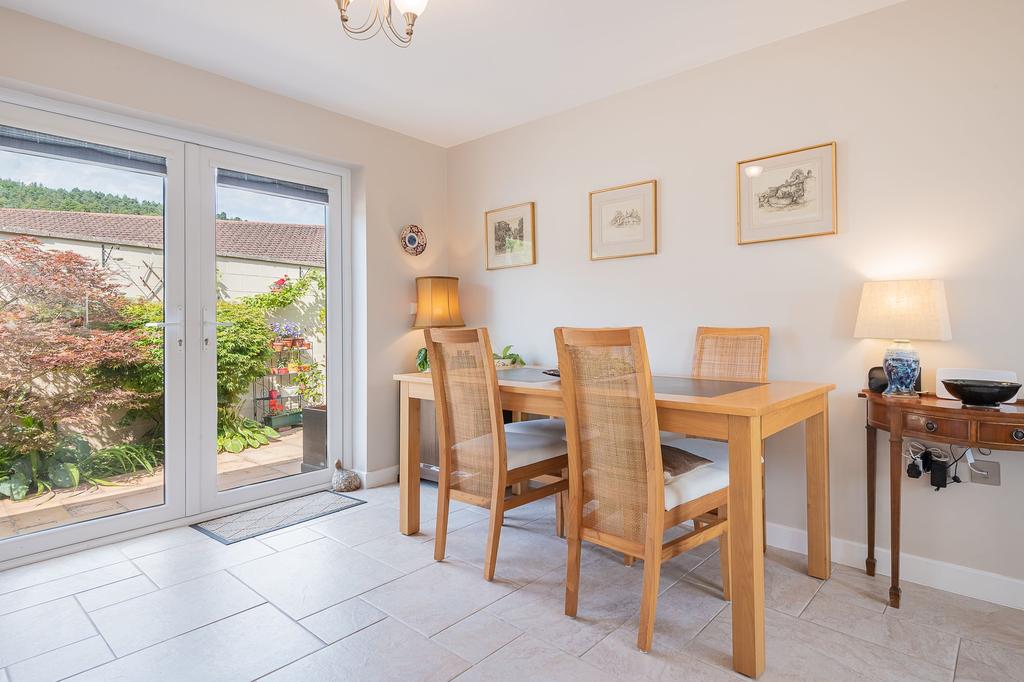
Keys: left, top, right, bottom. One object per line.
{"left": 883, "top": 340, "right": 920, "bottom": 397}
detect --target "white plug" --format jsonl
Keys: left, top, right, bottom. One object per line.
{"left": 964, "top": 448, "right": 989, "bottom": 477}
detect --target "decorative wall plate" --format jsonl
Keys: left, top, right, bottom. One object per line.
{"left": 400, "top": 224, "right": 426, "bottom": 256}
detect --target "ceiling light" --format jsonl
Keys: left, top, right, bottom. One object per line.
{"left": 335, "top": 0, "right": 429, "bottom": 48}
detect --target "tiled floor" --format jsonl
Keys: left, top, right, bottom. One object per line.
{"left": 0, "top": 482, "right": 1021, "bottom": 681}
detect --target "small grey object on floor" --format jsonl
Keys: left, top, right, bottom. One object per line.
{"left": 193, "top": 491, "right": 364, "bottom": 544}
{"left": 332, "top": 461, "right": 362, "bottom": 492}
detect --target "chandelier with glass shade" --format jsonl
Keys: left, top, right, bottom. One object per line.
{"left": 334, "top": 0, "right": 430, "bottom": 48}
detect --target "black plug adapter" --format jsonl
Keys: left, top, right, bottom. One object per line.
{"left": 930, "top": 459, "right": 948, "bottom": 489}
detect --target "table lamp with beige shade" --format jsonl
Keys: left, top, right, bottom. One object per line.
{"left": 854, "top": 279, "right": 952, "bottom": 397}
{"left": 412, "top": 276, "right": 465, "bottom": 329}
{"left": 412, "top": 276, "right": 465, "bottom": 372}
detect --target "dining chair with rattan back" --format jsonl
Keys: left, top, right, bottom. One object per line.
{"left": 424, "top": 326, "right": 569, "bottom": 581}
{"left": 692, "top": 326, "right": 769, "bottom": 382}
{"left": 554, "top": 326, "right": 731, "bottom": 652}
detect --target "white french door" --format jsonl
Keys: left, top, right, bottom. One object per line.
{"left": 189, "top": 146, "right": 343, "bottom": 513}
{"left": 0, "top": 96, "right": 347, "bottom": 562}
{"left": 0, "top": 102, "right": 187, "bottom": 561}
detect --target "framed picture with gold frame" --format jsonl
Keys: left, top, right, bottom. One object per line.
{"left": 589, "top": 179, "right": 657, "bottom": 260}
{"left": 736, "top": 141, "right": 836, "bottom": 245}
{"left": 485, "top": 202, "right": 536, "bottom": 270}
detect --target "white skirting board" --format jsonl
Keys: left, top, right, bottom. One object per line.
{"left": 767, "top": 522, "right": 1024, "bottom": 611}
{"left": 360, "top": 464, "right": 399, "bottom": 489}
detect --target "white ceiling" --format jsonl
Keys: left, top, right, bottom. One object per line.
{"left": 0, "top": 0, "right": 902, "bottom": 147}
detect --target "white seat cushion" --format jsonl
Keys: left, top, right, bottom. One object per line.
{"left": 660, "top": 437, "right": 730, "bottom": 510}
{"left": 660, "top": 435, "right": 764, "bottom": 465}
{"left": 503, "top": 421, "right": 569, "bottom": 471}
{"left": 506, "top": 417, "right": 566, "bottom": 440}
{"left": 452, "top": 421, "right": 567, "bottom": 472}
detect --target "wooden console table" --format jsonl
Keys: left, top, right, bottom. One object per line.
{"left": 859, "top": 390, "right": 1024, "bottom": 608}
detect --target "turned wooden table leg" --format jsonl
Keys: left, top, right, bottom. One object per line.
{"left": 866, "top": 424, "right": 877, "bottom": 577}
{"left": 888, "top": 430, "right": 902, "bottom": 608}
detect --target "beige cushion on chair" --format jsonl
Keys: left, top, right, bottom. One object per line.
{"left": 506, "top": 417, "right": 566, "bottom": 440}
{"left": 502, "top": 419, "right": 568, "bottom": 470}
{"left": 663, "top": 438, "right": 729, "bottom": 507}
{"left": 503, "top": 421, "right": 569, "bottom": 471}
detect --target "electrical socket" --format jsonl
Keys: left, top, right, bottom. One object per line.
{"left": 970, "top": 460, "right": 1001, "bottom": 486}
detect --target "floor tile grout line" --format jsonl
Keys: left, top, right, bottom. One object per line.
{"left": 252, "top": 614, "right": 410, "bottom": 680}
{"left": 0, "top": 631, "right": 98, "bottom": 672}
{"left": 794, "top": 604, "right": 961, "bottom": 671}
{"left": 0, "top": 552, "right": 134, "bottom": 601}
{"left": 0, "top": 565, "right": 143, "bottom": 620}
{"left": 74, "top": 591, "right": 116, "bottom": 656}
{"left": 794, "top": 571, "right": 826, "bottom": 619}
{"left": 452, "top": 631, "right": 526, "bottom": 677}
{"left": 950, "top": 638, "right": 962, "bottom": 682}
{"left": 68, "top": 601, "right": 272, "bottom": 678}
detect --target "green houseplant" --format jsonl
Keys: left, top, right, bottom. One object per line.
{"left": 493, "top": 345, "right": 525, "bottom": 369}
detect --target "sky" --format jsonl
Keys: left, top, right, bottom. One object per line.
{"left": 0, "top": 149, "right": 326, "bottom": 224}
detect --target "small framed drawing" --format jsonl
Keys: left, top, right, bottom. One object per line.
{"left": 589, "top": 179, "right": 657, "bottom": 260}
{"left": 737, "top": 141, "right": 836, "bottom": 245}
{"left": 485, "top": 202, "right": 536, "bottom": 270}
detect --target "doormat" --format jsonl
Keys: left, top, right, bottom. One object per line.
{"left": 192, "top": 491, "right": 365, "bottom": 544}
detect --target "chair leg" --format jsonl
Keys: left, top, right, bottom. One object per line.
{"left": 433, "top": 481, "right": 450, "bottom": 562}
{"left": 483, "top": 497, "right": 504, "bottom": 581}
{"left": 719, "top": 504, "right": 731, "bottom": 601}
{"left": 565, "top": 531, "right": 582, "bottom": 617}
{"left": 555, "top": 468, "right": 567, "bottom": 539}
{"left": 636, "top": 545, "right": 662, "bottom": 652}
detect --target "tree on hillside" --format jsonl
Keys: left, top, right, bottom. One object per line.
{"left": 0, "top": 178, "right": 163, "bottom": 215}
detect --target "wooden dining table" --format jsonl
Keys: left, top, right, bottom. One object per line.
{"left": 393, "top": 367, "right": 835, "bottom": 679}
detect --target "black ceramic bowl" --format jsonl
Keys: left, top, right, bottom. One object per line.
{"left": 941, "top": 379, "right": 1021, "bottom": 407}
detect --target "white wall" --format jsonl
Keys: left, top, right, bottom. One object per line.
{"left": 0, "top": 8, "right": 448, "bottom": 480}
{"left": 447, "top": 0, "right": 1024, "bottom": 582}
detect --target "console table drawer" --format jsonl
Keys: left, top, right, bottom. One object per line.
{"left": 903, "top": 412, "right": 969, "bottom": 440}
{"left": 977, "top": 422, "right": 1024, "bottom": 447}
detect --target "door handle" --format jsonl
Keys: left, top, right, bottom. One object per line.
{"left": 142, "top": 307, "right": 183, "bottom": 351}
{"left": 202, "top": 306, "right": 233, "bottom": 349}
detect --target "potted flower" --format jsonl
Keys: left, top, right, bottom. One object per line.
{"left": 270, "top": 322, "right": 302, "bottom": 349}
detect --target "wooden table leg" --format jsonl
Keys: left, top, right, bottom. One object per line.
{"left": 805, "top": 398, "right": 831, "bottom": 580}
{"left": 888, "top": 430, "right": 902, "bottom": 608}
{"left": 865, "top": 424, "right": 877, "bottom": 576}
{"left": 728, "top": 414, "right": 766, "bottom": 679}
{"left": 400, "top": 381, "right": 421, "bottom": 535}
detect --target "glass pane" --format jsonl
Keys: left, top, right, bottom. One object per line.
{"left": 0, "top": 140, "right": 167, "bottom": 538}
{"left": 214, "top": 169, "right": 328, "bottom": 491}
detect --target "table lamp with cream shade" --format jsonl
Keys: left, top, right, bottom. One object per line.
{"left": 854, "top": 279, "right": 952, "bottom": 397}
{"left": 412, "top": 276, "right": 464, "bottom": 328}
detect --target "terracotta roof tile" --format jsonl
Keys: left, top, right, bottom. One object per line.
{"left": 0, "top": 207, "right": 325, "bottom": 267}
